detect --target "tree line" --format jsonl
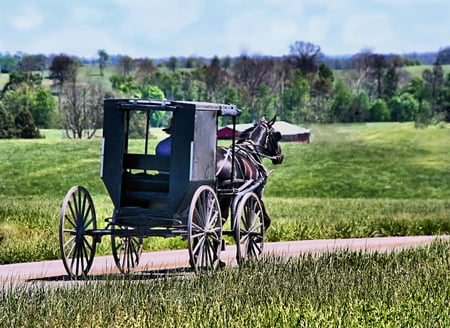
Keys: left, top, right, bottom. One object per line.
{"left": 1, "top": 42, "right": 450, "bottom": 139}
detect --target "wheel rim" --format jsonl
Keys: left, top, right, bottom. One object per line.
{"left": 111, "top": 212, "right": 143, "bottom": 274}
{"left": 188, "top": 185, "right": 222, "bottom": 272}
{"left": 59, "top": 186, "right": 97, "bottom": 278}
{"left": 234, "top": 192, "right": 264, "bottom": 264}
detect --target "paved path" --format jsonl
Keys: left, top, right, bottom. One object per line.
{"left": 0, "top": 235, "right": 447, "bottom": 283}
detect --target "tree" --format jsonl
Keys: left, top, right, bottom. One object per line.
{"left": 0, "top": 54, "right": 19, "bottom": 73}
{"left": 0, "top": 102, "right": 15, "bottom": 138}
{"left": 368, "top": 98, "right": 390, "bottom": 122}
{"left": 201, "top": 55, "right": 230, "bottom": 101}
{"left": 135, "top": 58, "right": 156, "bottom": 81}
{"left": 232, "top": 55, "right": 281, "bottom": 121}
{"left": 349, "top": 91, "right": 370, "bottom": 122}
{"left": 389, "top": 93, "right": 419, "bottom": 122}
{"left": 49, "top": 54, "right": 76, "bottom": 88}
{"left": 1, "top": 71, "right": 42, "bottom": 95}
{"left": 310, "top": 64, "right": 334, "bottom": 121}
{"left": 17, "top": 54, "right": 47, "bottom": 72}
{"left": 49, "top": 54, "right": 78, "bottom": 111}
{"left": 436, "top": 46, "right": 450, "bottom": 64}
{"left": 368, "top": 54, "right": 387, "bottom": 99}
{"left": 280, "top": 69, "right": 310, "bottom": 123}
{"left": 61, "top": 68, "right": 105, "bottom": 139}
{"left": 2, "top": 78, "right": 56, "bottom": 128}
{"left": 289, "top": 41, "right": 323, "bottom": 76}
{"left": 330, "top": 80, "right": 352, "bottom": 122}
{"left": 14, "top": 108, "right": 41, "bottom": 138}
{"left": 117, "top": 55, "right": 134, "bottom": 76}
{"left": 167, "top": 56, "right": 178, "bottom": 72}
{"left": 97, "top": 49, "right": 109, "bottom": 77}
{"left": 382, "top": 64, "right": 400, "bottom": 100}
{"left": 32, "top": 85, "right": 57, "bottom": 127}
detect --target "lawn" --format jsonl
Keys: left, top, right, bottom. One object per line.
{"left": 0, "top": 122, "right": 448, "bottom": 264}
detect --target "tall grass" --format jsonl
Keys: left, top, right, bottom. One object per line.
{"left": 1, "top": 240, "right": 448, "bottom": 327}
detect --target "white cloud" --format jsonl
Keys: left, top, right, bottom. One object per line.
{"left": 340, "top": 12, "right": 394, "bottom": 54}
{"left": 1, "top": 0, "right": 449, "bottom": 57}
{"left": 10, "top": 4, "right": 44, "bottom": 31}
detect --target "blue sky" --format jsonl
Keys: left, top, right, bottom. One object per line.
{"left": 1, "top": 0, "right": 449, "bottom": 58}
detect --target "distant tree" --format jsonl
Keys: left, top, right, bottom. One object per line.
{"left": 232, "top": 55, "right": 281, "bottom": 120}
{"left": 61, "top": 69, "right": 105, "bottom": 139}
{"left": 49, "top": 54, "right": 76, "bottom": 88}
{"left": 289, "top": 41, "right": 323, "bottom": 77}
{"left": 330, "top": 80, "right": 352, "bottom": 122}
{"left": 349, "top": 91, "right": 370, "bottom": 122}
{"left": 49, "top": 54, "right": 78, "bottom": 111}
{"left": 32, "top": 85, "right": 57, "bottom": 127}
{"left": 1, "top": 71, "right": 42, "bottom": 96}
{"left": 436, "top": 46, "right": 450, "bottom": 64}
{"left": 369, "top": 98, "right": 390, "bottom": 122}
{"left": 368, "top": 54, "right": 387, "bottom": 99}
{"left": 222, "top": 56, "right": 232, "bottom": 69}
{"left": 142, "top": 71, "right": 183, "bottom": 100}
{"left": 382, "top": 64, "right": 400, "bottom": 100}
{"left": 17, "top": 54, "right": 47, "bottom": 72}
{"left": 0, "top": 102, "right": 15, "bottom": 138}
{"left": 0, "top": 55, "right": 19, "bottom": 73}
{"left": 134, "top": 58, "right": 156, "bottom": 81}
{"left": 167, "top": 56, "right": 178, "bottom": 72}
{"left": 14, "top": 108, "right": 41, "bottom": 138}
{"left": 97, "top": 49, "right": 109, "bottom": 77}
{"left": 117, "top": 55, "right": 134, "bottom": 76}
{"left": 389, "top": 93, "right": 419, "bottom": 122}
{"left": 280, "top": 69, "right": 310, "bottom": 123}
{"left": 202, "top": 55, "right": 230, "bottom": 101}
{"left": 351, "top": 49, "right": 373, "bottom": 92}
{"left": 310, "top": 64, "right": 334, "bottom": 121}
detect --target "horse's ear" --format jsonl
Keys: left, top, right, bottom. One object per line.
{"left": 268, "top": 115, "right": 277, "bottom": 127}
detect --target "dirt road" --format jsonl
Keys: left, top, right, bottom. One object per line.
{"left": 1, "top": 235, "right": 447, "bottom": 283}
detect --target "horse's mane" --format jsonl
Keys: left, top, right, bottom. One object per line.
{"left": 237, "top": 124, "right": 257, "bottom": 142}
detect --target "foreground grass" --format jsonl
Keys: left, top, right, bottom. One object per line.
{"left": 1, "top": 241, "right": 449, "bottom": 327}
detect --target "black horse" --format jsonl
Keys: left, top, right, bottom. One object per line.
{"left": 216, "top": 116, "right": 284, "bottom": 230}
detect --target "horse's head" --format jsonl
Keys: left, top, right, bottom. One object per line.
{"left": 238, "top": 116, "right": 284, "bottom": 164}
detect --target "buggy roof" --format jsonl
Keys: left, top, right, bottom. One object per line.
{"left": 118, "top": 99, "right": 242, "bottom": 117}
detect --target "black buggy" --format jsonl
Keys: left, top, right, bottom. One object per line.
{"left": 59, "top": 99, "right": 276, "bottom": 277}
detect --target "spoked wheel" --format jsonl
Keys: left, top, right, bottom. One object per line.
{"left": 59, "top": 186, "right": 97, "bottom": 278}
{"left": 234, "top": 192, "right": 264, "bottom": 264}
{"left": 188, "top": 185, "right": 223, "bottom": 272}
{"left": 111, "top": 212, "right": 143, "bottom": 274}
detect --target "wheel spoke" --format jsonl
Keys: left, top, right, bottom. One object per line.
{"left": 60, "top": 186, "right": 97, "bottom": 278}
{"left": 235, "top": 193, "right": 264, "bottom": 264}
{"left": 188, "top": 186, "right": 222, "bottom": 271}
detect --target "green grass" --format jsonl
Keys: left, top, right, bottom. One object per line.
{"left": 0, "top": 123, "right": 449, "bottom": 264}
{"left": 265, "top": 122, "right": 450, "bottom": 199}
{"left": 1, "top": 240, "right": 448, "bottom": 327}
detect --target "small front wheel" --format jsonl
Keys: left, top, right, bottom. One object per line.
{"left": 188, "top": 185, "right": 222, "bottom": 272}
{"left": 59, "top": 186, "right": 97, "bottom": 278}
{"left": 234, "top": 192, "right": 264, "bottom": 264}
{"left": 111, "top": 212, "right": 143, "bottom": 274}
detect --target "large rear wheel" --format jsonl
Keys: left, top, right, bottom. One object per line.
{"left": 59, "top": 186, "right": 97, "bottom": 278}
{"left": 234, "top": 192, "right": 264, "bottom": 264}
{"left": 187, "top": 185, "right": 222, "bottom": 272}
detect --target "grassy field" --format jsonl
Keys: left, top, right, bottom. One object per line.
{"left": 0, "top": 122, "right": 448, "bottom": 264}
{"left": 1, "top": 122, "right": 449, "bottom": 326}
